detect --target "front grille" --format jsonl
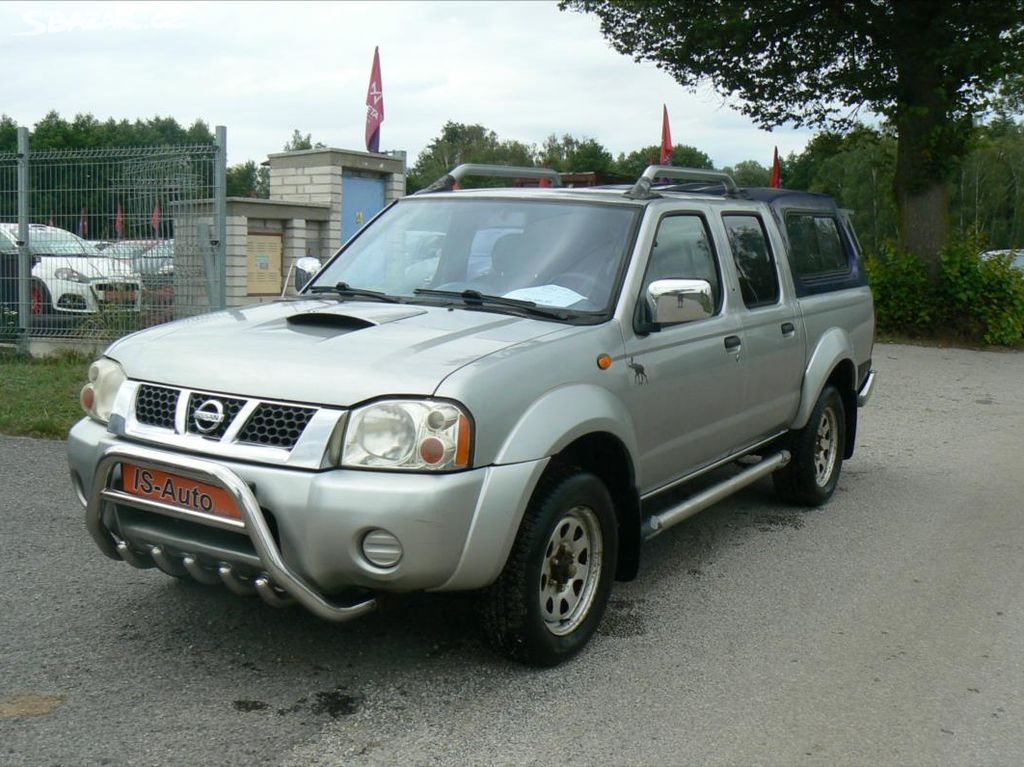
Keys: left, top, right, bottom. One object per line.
{"left": 185, "top": 393, "right": 246, "bottom": 439}
{"left": 94, "top": 282, "right": 138, "bottom": 292}
{"left": 131, "top": 383, "right": 320, "bottom": 453}
{"left": 135, "top": 385, "right": 179, "bottom": 429}
{"left": 237, "top": 404, "right": 316, "bottom": 448}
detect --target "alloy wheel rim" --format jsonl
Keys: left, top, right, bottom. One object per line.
{"left": 539, "top": 505, "right": 603, "bottom": 636}
{"left": 814, "top": 406, "right": 839, "bottom": 487}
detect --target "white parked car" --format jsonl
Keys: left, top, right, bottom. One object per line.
{"left": 0, "top": 224, "right": 143, "bottom": 315}
{"left": 980, "top": 248, "right": 1024, "bottom": 272}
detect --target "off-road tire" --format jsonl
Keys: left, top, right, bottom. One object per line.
{"left": 774, "top": 385, "right": 846, "bottom": 507}
{"left": 476, "top": 466, "right": 618, "bottom": 667}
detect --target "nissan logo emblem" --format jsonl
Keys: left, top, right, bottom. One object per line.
{"left": 193, "top": 399, "right": 226, "bottom": 434}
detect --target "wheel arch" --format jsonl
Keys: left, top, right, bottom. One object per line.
{"left": 792, "top": 328, "right": 858, "bottom": 457}
{"left": 492, "top": 384, "right": 642, "bottom": 582}
{"left": 552, "top": 432, "right": 641, "bottom": 582}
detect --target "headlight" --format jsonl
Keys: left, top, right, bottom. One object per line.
{"left": 54, "top": 267, "right": 90, "bottom": 283}
{"left": 80, "top": 358, "right": 126, "bottom": 424}
{"left": 342, "top": 399, "right": 473, "bottom": 471}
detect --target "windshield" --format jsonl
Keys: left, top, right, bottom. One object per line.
{"left": 308, "top": 198, "right": 639, "bottom": 313}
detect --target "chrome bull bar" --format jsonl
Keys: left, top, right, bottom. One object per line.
{"left": 87, "top": 444, "right": 377, "bottom": 623}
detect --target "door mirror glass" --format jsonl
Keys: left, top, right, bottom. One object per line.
{"left": 294, "top": 256, "right": 322, "bottom": 292}
{"left": 646, "top": 278, "right": 714, "bottom": 325}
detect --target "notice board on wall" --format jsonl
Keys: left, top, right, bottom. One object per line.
{"left": 246, "top": 233, "right": 283, "bottom": 295}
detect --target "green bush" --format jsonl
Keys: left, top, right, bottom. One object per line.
{"left": 938, "top": 236, "right": 1024, "bottom": 345}
{"left": 867, "top": 235, "right": 1024, "bottom": 345}
{"left": 866, "top": 246, "right": 936, "bottom": 335}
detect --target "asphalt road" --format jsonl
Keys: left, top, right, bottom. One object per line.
{"left": 2, "top": 342, "right": 1023, "bottom": 766}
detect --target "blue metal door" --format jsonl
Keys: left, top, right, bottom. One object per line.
{"left": 341, "top": 174, "right": 386, "bottom": 244}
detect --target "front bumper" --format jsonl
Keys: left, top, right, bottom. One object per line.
{"left": 47, "top": 278, "right": 143, "bottom": 314}
{"left": 69, "top": 418, "right": 546, "bottom": 622}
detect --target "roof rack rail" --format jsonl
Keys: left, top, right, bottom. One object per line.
{"left": 416, "top": 163, "right": 563, "bottom": 195}
{"left": 625, "top": 165, "right": 738, "bottom": 200}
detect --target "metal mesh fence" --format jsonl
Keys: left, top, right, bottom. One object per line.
{"left": 1, "top": 133, "right": 224, "bottom": 343}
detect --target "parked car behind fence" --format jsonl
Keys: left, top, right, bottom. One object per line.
{"left": 0, "top": 224, "right": 143, "bottom": 316}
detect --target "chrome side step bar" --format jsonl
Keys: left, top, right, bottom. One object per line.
{"left": 642, "top": 450, "right": 791, "bottom": 540}
{"left": 87, "top": 444, "right": 376, "bottom": 623}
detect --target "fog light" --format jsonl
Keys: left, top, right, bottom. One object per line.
{"left": 361, "top": 529, "right": 402, "bottom": 568}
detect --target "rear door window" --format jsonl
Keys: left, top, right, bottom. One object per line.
{"left": 722, "top": 214, "right": 779, "bottom": 308}
{"left": 785, "top": 213, "right": 848, "bottom": 278}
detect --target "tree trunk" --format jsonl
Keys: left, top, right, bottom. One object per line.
{"left": 890, "top": 3, "right": 970, "bottom": 283}
{"left": 894, "top": 172, "right": 950, "bottom": 282}
{"left": 892, "top": 88, "right": 968, "bottom": 283}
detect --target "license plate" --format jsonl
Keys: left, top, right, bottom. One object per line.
{"left": 121, "top": 464, "right": 241, "bottom": 521}
{"left": 104, "top": 290, "right": 136, "bottom": 303}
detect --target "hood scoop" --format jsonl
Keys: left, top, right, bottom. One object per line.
{"left": 286, "top": 312, "right": 376, "bottom": 332}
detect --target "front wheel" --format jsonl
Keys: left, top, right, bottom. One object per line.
{"left": 773, "top": 385, "right": 846, "bottom": 507}
{"left": 477, "top": 468, "right": 618, "bottom": 666}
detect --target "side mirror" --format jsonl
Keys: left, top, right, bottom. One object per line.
{"left": 645, "top": 279, "right": 714, "bottom": 326}
{"left": 294, "top": 256, "right": 322, "bottom": 292}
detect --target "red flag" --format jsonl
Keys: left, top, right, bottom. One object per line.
{"left": 365, "top": 46, "right": 384, "bottom": 153}
{"left": 660, "top": 105, "right": 673, "bottom": 165}
{"left": 151, "top": 202, "right": 161, "bottom": 236}
{"left": 114, "top": 203, "right": 124, "bottom": 239}
{"left": 770, "top": 146, "right": 782, "bottom": 188}
{"left": 79, "top": 205, "right": 88, "bottom": 238}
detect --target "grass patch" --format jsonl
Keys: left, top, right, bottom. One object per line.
{"left": 0, "top": 348, "right": 89, "bottom": 439}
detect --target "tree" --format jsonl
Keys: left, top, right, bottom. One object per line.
{"left": 952, "top": 116, "right": 1024, "bottom": 248}
{"left": 614, "top": 143, "right": 713, "bottom": 178}
{"left": 561, "top": 0, "right": 1024, "bottom": 278}
{"left": 0, "top": 114, "right": 17, "bottom": 151}
{"left": 0, "top": 111, "right": 217, "bottom": 231}
{"left": 226, "top": 160, "right": 270, "bottom": 199}
{"left": 789, "top": 126, "right": 900, "bottom": 257}
{"left": 538, "top": 134, "right": 614, "bottom": 173}
{"left": 722, "top": 160, "right": 770, "bottom": 188}
{"left": 407, "top": 122, "right": 535, "bottom": 192}
{"left": 0, "top": 111, "right": 215, "bottom": 152}
{"left": 283, "top": 130, "right": 326, "bottom": 152}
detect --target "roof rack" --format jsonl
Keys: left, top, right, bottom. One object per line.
{"left": 416, "top": 163, "right": 563, "bottom": 194}
{"left": 625, "top": 166, "right": 739, "bottom": 200}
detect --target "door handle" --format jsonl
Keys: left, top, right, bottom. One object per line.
{"left": 781, "top": 322, "right": 795, "bottom": 337}
{"left": 724, "top": 335, "right": 741, "bottom": 351}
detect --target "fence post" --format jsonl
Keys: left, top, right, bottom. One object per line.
{"left": 214, "top": 125, "right": 227, "bottom": 310}
{"left": 16, "top": 127, "right": 30, "bottom": 350}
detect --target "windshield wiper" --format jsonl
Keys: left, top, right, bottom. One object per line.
{"left": 308, "top": 282, "right": 404, "bottom": 303}
{"left": 412, "top": 288, "right": 574, "bottom": 320}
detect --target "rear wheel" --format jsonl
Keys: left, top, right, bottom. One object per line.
{"left": 477, "top": 467, "right": 617, "bottom": 666}
{"left": 774, "top": 385, "right": 845, "bottom": 507}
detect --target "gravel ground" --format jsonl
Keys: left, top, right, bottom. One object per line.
{"left": 2, "top": 342, "right": 1023, "bottom": 766}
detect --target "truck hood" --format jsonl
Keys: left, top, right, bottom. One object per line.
{"left": 107, "top": 299, "right": 563, "bottom": 407}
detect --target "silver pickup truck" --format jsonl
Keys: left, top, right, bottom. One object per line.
{"left": 68, "top": 164, "right": 875, "bottom": 666}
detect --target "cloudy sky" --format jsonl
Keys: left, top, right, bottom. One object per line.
{"left": 2, "top": 1, "right": 815, "bottom": 171}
